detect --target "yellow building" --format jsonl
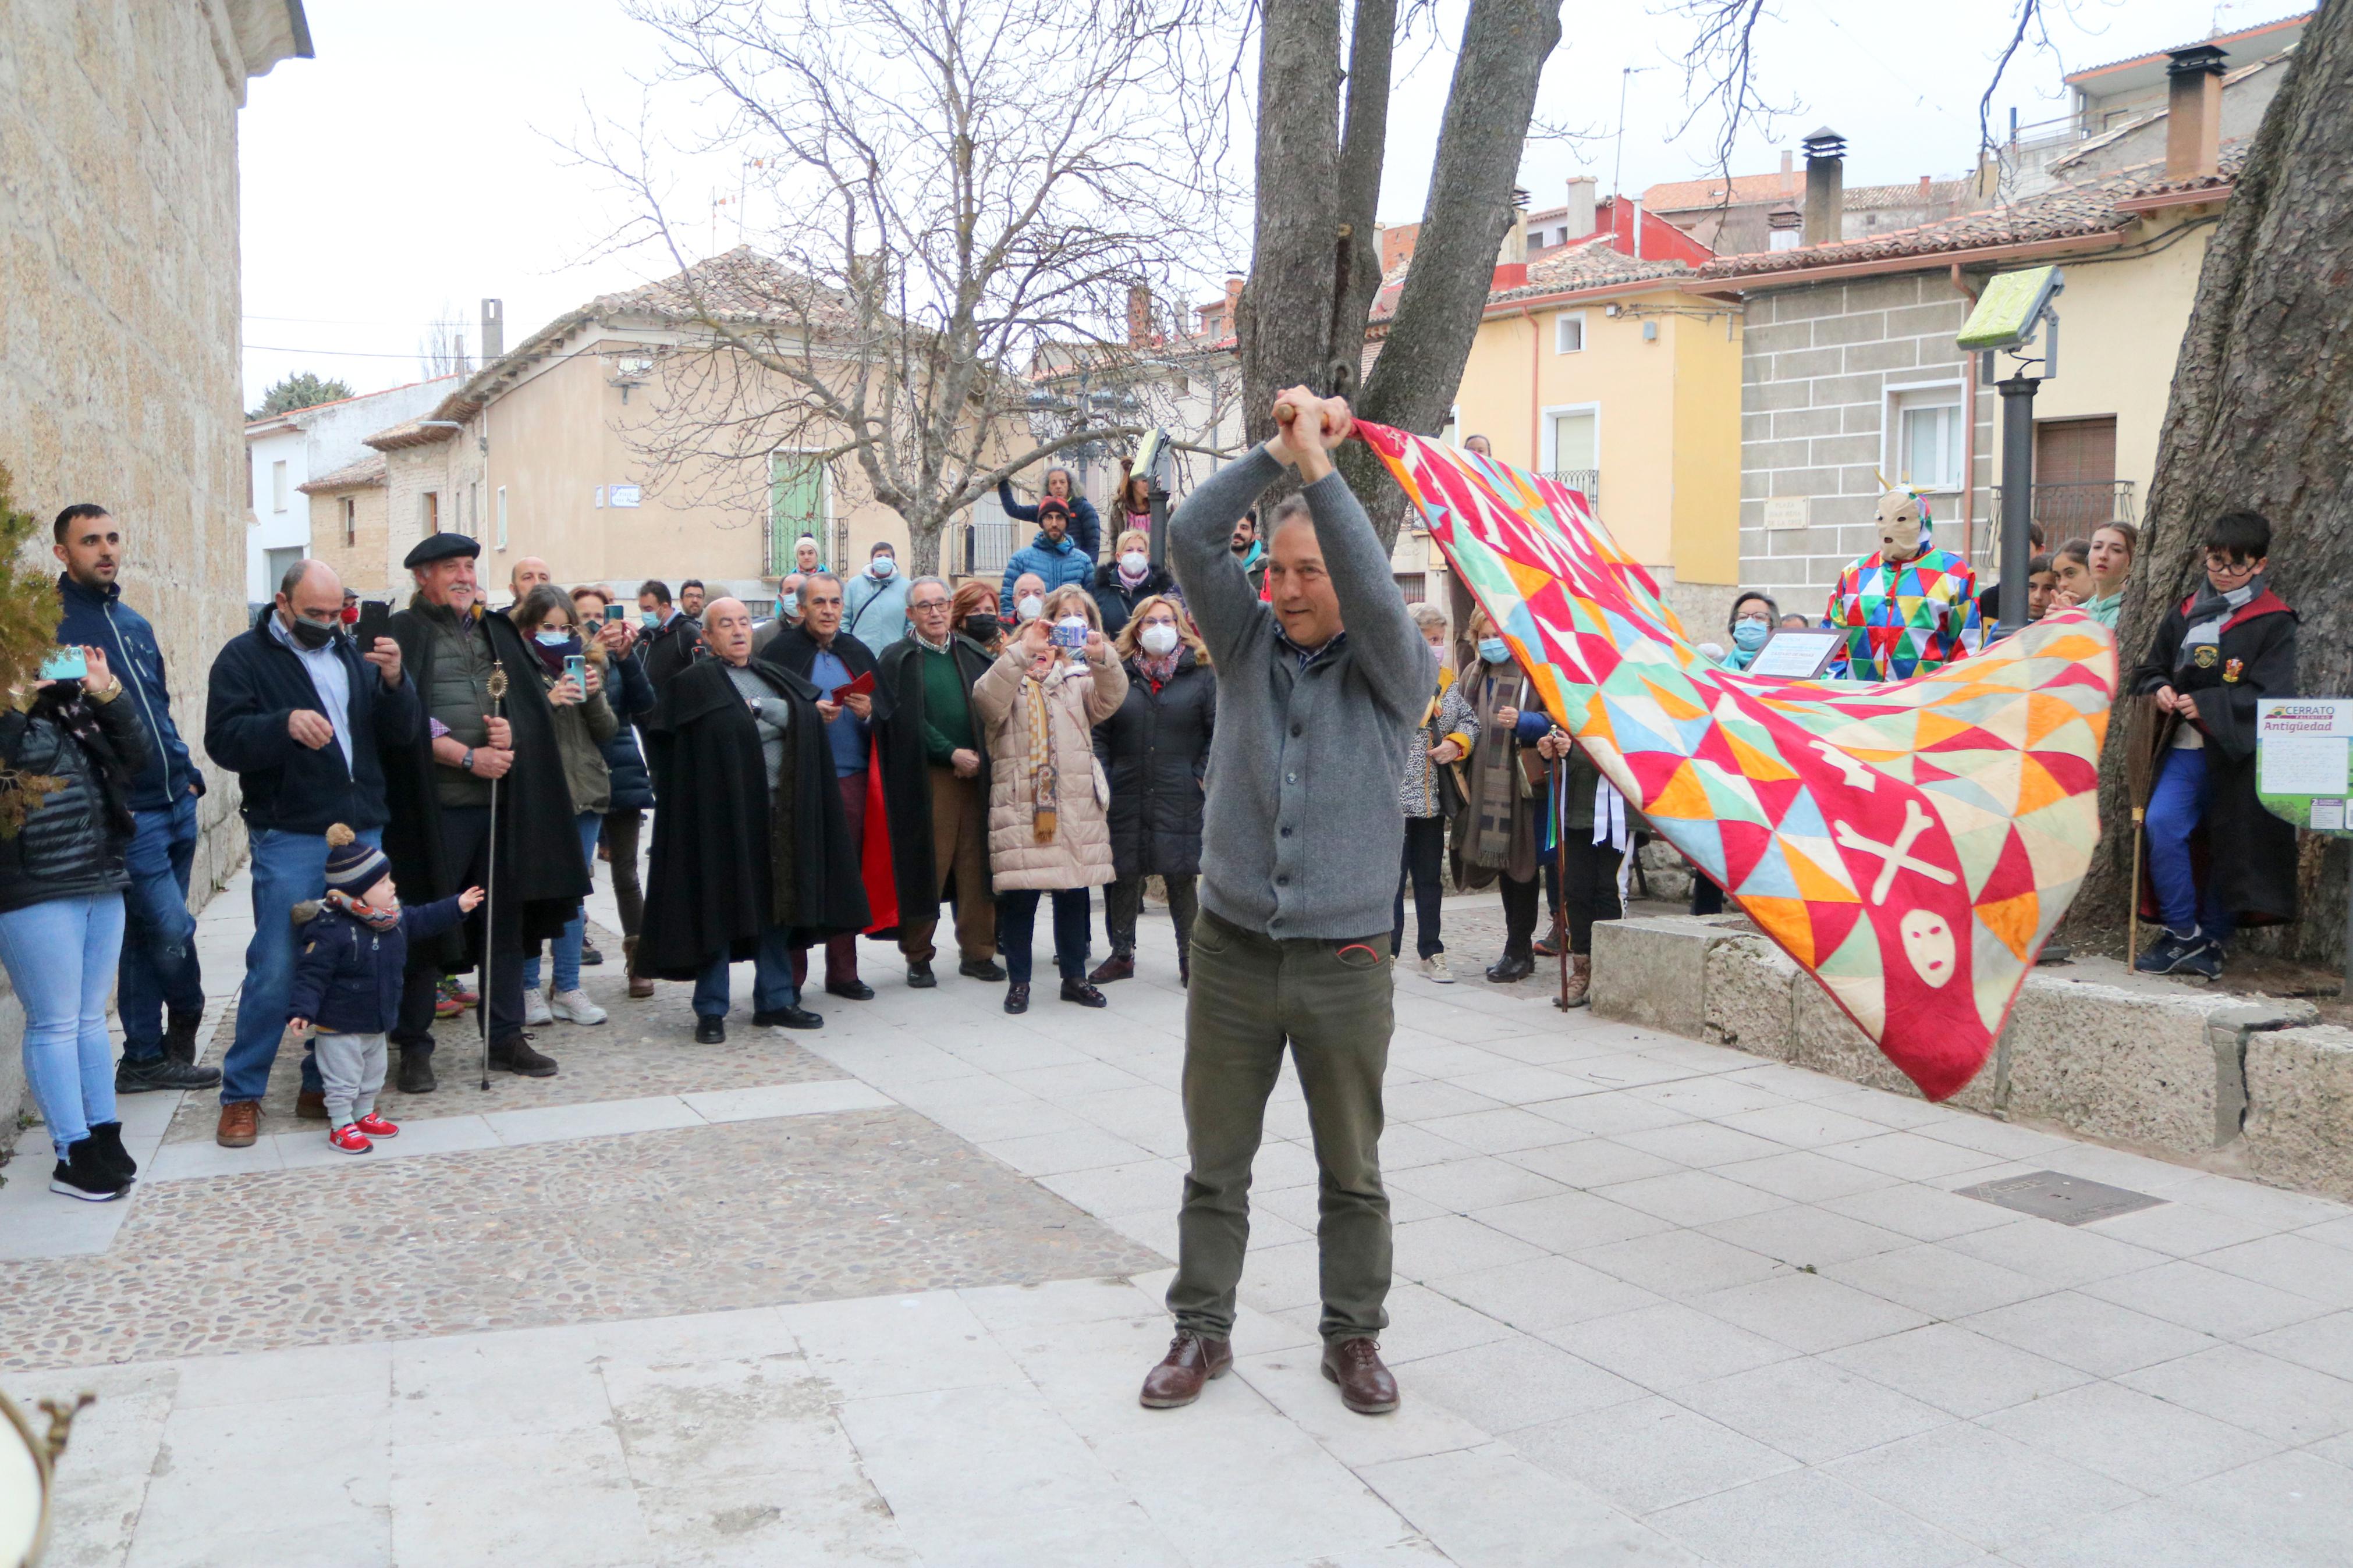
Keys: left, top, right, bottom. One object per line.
{"left": 1440, "top": 241, "right": 1746, "bottom": 628}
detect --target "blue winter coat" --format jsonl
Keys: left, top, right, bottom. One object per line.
{"left": 286, "top": 894, "right": 467, "bottom": 1035}
{"left": 1000, "top": 531, "right": 1096, "bottom": 618}
{"left": 55, "top": 574, "right": 202, "bottom": 812}
{"left": 998, "top": 479, "right": 1101, "bottom": 562}
{"left": 598, "top": 647, "right": 658, "bottom": 810}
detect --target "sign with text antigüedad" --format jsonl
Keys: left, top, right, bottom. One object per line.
{"left": 2257, "top": 699, "right": 2353, "bottom": 835}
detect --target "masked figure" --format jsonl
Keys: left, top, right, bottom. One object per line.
{"left": 1826, "top": 490, "right": 1980, "bottom": 680}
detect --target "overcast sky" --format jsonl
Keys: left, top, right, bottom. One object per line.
{"left": 240, "top": 0, "right": 2256, "bottom": 408}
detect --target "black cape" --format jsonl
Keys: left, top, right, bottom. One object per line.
{"left": 2128, "top": 589, "right": 2301, "bottom": 927}
{"left": 638, "top": 657, "right": 869, "bottom": 979}
{"left": 382, "top": 598, "right": 590, "bottom": 969}
{"left": 758, "top": 623, "right": 935, "bottom": 933}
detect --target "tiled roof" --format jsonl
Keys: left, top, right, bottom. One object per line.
{"left": 1843, "top": 178, "right": 1974, "bottom": 211}
{"left": 296, "top": 453, "right": 386, "bottom": 493}
{"left": 1643, "top": 172, "right": 1802, "bottom": 211}
{"left": 1694, "top": 145, "right": 2243, "bottom": 282}
{"left": 1370, "top": 237, "right": 1688, "bottom": 324}
{"left": 2065, "top": 10, "right": 2308, "bottom": 81}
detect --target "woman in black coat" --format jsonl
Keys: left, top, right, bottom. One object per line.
{"left": 1090, "top": 528, "right": 1179, "bottom": 639}
{"left": 0, "top": 645, "right": 150, "bottom": 1201}
{"left": 574, "top": 588, "right": 658, "bottom": 995}
{"left": 1087, "top": 595, "right": 1213, "bottom": 984}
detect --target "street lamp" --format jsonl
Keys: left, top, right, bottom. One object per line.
{"left": 1958, "top": 265, "right": 2065, "bottom": 634}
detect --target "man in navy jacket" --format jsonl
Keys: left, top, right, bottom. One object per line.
{"left": 204, "top": 559, "right": 420, "bottom": 1147}
{"left": 52, "top": 504, "right": 218, "bottom": 1092}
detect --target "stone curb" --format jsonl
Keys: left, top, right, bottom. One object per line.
{"left": 1591, "top": 915, "right": 2343, "bottom": 1196}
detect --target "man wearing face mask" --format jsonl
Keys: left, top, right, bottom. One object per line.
{"left": 636, "top": 579, "right": 703, "bottom": 691}
{"left": 1009, "top": 573, "right": 1049, "bottom": 627}
{"left": 379, "top": 535, "right": 590, "bottom": 1093}
{"left": 1000, "top": 498, "right": 1095, "bottom": 618}
{"left": 844, "top": 541, "right": 913, "bottom": 650}
{"left": 754, "top": 574, "right": 805, "bottom": 656}
{"left": 1091, "top": 528, "right": 1179, "bottom": 638}
{"left": 205, "top": 559, "right": 420, "bottom": 1146}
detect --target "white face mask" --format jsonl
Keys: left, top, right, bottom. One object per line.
{"left": 1139, "top": 623, "right": 1179, "bottom": 656}
{"left": 1017, "top": 594, "right": 1044, "bottom": 622}
{"left": 871, "top": 557, "right": 895, "bottom": 578}
{"left": 1120, "top": 550, "right": 1149, "bottom": 575}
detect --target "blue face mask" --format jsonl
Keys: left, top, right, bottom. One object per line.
{"left": 1733, "top": 621, "right": 1771, "bottom": 652}
{"left": 534, "top": 630, "right": 577, "bottom": 649}
{"left": 1477, "top": 638, "right": 1511, "bottom": 665}
{"left": 641, "top": 610, "right": 662, "bottom": 631}
{"left": 781, "top": 592, "right": 800, "bottom": 617}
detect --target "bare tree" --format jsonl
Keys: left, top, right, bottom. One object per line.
{"left": 418, "top": 300, "right": 471, "bottom": 381}
{"left": 1236, "top": 0, "right": 1564, "bottom": 547}
{"left": 584, "top": 0, "right": 1231, "bottom": 574}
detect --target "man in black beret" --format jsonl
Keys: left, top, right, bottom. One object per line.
{"left": 379, "top": 532, "right": 590, "bottom": 1091}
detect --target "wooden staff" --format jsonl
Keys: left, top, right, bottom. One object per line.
{"left": 479, "top": 665, "right": 508, "bottom": 1091}
{"left": 1551, "top": 750, "right": 1573, "bottom": 1011}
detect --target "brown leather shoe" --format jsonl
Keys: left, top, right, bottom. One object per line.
{"left": 216, "top": 1100, "right": 261, "bottom": 1149}
{"left": 624, "top": 937, "right": 655, "bottom": 1000}
{"left": 1321, "top": 1337, "right": 1400, "bottom": 1414}
{"left": 1139, "top": 1331, "right": 1233, "bottom": 1409}
{"left": 296, "top": 1089, "right": 329, "bottom": 1121}
{"left": 1087, "top": 953, "right": 1134, "bottom": 984}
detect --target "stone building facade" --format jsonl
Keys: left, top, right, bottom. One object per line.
{"left": 0, "top": 0, "right": 311, "bottom": 1142}
{"left": 297, "top": 454, "right": 393, "bottom": 598}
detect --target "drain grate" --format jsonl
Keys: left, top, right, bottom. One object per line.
{"left": 1955, "top": 1170, "right": 2165, "bottom": 1226}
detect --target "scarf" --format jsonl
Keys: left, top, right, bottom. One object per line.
{"left": 326, "top": 887, "right": 402, "bottom": 931}
{"left": 532, "top": 634, "right": 580, "bottom": 677}
{"left": 1136, "top": 649, "right": 1180, "bottom": 688}
{"left": 2177, "top": 574, "right": 2262, "bottom": 670}
{"left": 1024, "top": 671, "right": 1060, "bottom": 841}
{"left": 1118, "top": 559, "right": 1151, "bottom": 589}
{"left": 22, "top": 687, "right": 136, "bottom": 840}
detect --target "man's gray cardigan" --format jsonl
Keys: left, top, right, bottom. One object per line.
{"left": 1170, "top": 445, "right": 1435, "bottom": 940}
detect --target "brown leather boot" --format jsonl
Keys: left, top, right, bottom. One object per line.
{"left": 296, "top": 1089, "right": 329, "bottom": 1121}
{"left": 216, "top": 1101, "right": 261, "bottom": 1149}
{"left": 1140, "top": 1331, "right": 1233, "bottom": 1409}
{"left": 1563, "top": 953, "right": 1592, "bottom": 1008}
{"left": 1532, "top": 913, "right": 1567, "bottom": 958}
{"left": 1322, "top": 1337, "right": 1399, "bottom": 1414}
{"left": 624, "top": 936, "right": 654, "bottom": 1000}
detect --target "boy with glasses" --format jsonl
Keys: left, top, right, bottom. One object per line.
{"left": 2129, "top": 510, "right": 2299, "bottom": 978}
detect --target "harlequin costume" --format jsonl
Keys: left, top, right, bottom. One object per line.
{"left": 1825, "top": 495, "right": 1980, "bottom": 680}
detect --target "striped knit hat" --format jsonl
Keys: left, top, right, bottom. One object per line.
{"left": 322, "top": 823, "right": 389, "bottom": 895}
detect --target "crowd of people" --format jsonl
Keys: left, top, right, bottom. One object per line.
{"left": 8, "top": 418, "right": 2293, "bottom": 1435}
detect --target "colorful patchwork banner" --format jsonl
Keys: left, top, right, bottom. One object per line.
{"left": 1357, "top": 422, "right": 2118, "bottom": 1101}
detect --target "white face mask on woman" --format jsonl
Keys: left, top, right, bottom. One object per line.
{"left": 1120, "top": 550, "right": 1149, "bottom": 575}
{"left": 1139, "top": 623, "right": 1179, "bottom": 656}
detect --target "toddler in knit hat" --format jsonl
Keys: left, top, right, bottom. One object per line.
{"left": 286, "top": 825, "right": 480, "bottom": 1152}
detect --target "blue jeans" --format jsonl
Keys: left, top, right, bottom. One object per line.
{"left": 2147, "top": 746, "right": 2233, "bottom": 941}
{"left": 118, "top": 791, "right": 204, "bottom": 1061}
{"left": 996, "top": 887, "right": 1092, "bottom": 984}
{"left": 694, "top": 923, "right": 801, "bottom": 1018}
{"left": 0, "top": 894, "right": 127, "bottom": 1157}
{"left": 222, "top": 824, "right": 381, "bottom": 1105}
{"left": 523, "top": 810, "right": 604, "bottom": 994}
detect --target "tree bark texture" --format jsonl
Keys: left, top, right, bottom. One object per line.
{"left": 1238, "top": 0, "right": 1346, "bottom": 456}
{"left": 2074, "top": 7, "right": 2353, "bottom": 966}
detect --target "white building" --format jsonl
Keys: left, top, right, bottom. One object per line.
{"left": 243, "top": 375, "right": 462, "bottom": 602}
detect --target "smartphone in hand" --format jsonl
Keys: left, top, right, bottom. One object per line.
{"left": 564, "top": 654, "right": 588, "bottom": 688}
{"left": 39, "top": 646, "right": 87, "bottom": 682}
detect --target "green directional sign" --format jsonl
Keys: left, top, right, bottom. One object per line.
{"left": 2256, "top": 698, "right": 2353, "bottom": 836}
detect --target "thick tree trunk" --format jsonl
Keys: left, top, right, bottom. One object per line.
{"left": 1237, "top": 0, "right": 1346, "bottom": 454}
{"left": 1341, "top": 0, "right": 1560, "bottom": 548}
{"left": 2075, "top": 9, "right": 2353, "bottom": 966}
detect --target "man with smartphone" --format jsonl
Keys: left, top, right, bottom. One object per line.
{"left": 52, "top": 504, "right": 220, "bottom": 1093}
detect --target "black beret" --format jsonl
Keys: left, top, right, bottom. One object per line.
{"left": 403, "top": 533, "right": 481, "bottom": 570}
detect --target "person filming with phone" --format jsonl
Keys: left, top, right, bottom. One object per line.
{"left": 509, "top": 585, "right": 617, "bottom": 1029}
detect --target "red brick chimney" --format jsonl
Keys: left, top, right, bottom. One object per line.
{"left": 2165, "top": 45, "right": 2225, "bottom": 179}
{"left": 1127, "top": 283, "right": 1152, "bottom": 348}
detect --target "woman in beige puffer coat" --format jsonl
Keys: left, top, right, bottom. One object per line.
{"left": 973, "top": 586, "right": 1129, "bottom": 1015}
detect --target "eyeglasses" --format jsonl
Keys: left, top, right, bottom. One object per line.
{"left": 2203, "top": 554, "right": 2260, "bottom": 578}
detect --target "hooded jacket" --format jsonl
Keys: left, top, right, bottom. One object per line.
{"left": 998, "top": 478, "right": 1101, "bottom": 561}
{"left": 285, "top": 894, "right": 467, "bottom": 1035}
{"left": 1089, "top": 559, "right": 1179, "bottom": 639}
{"left": 55, "top": 573, "right": 201, "bottom": 813}
{"left": 1000, "top": 529, "right": 1097, "bottom": 618}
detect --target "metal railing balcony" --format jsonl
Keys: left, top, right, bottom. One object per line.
{"left": 1990, "top": 479, "right": 2136, "bottom": 536}
{"left": 1538, "top": 469, "right": 1600, "bottom": 506}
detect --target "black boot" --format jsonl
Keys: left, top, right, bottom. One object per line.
{"left": 1485, "top": 950, "right": 1535, "bottom": 984}
{"left": 489, "top": 1033, "right": 560, "bottom": 1077}
{"left": 116, "top": 1054, "right": 221, "bottom": 1093}
{"left": 50, "top": 1138, "right": 130, "bottom": 1202}
{"left": 83, "top": 1121, "right": 137, "bottom": 1185}
{"left": 398, "top": 1049, "right": 438, "bottom": 1094}
{"left": 162, "top": 1010, "right": 203, "bottom": 1066}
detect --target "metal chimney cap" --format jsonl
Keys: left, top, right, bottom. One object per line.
{"left": 1801, "top": 127, "right": 1847, "bottom": 158}
{"left": 2167, "top": 44, "right": 2227, "bottom": 76}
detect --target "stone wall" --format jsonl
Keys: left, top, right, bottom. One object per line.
{"left": 304, "top": 483, "right": 394, "bottom": 599}
{"left": 1592, "top": 915, "right": 2351, "bottom": 1199}
{"left": 0, "top": 0, "right": 300, "bottom": 1153}
{"left": 1736, "top": 271, "right": 1994, "bottom": 614}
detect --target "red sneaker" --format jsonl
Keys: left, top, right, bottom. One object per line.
{"left": 352, "top": 1112, "right": 399, "bottom": 1139}
{"left": 328, "top": 1123, "right": 372, "bottom": 1154}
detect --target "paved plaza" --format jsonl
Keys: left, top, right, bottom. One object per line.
{"left": 6, "top": 867, "right": 2353, "bottom": 1566}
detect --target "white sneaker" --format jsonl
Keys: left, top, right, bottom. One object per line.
{"left": 1422, "top": 953, "right": 1456, "bottom": 984}
{"left": 549, "top": 989, "right": 608, "bottom": 1026}
{"left": 524, "top": 988, "right": 553, "bottom": 1026}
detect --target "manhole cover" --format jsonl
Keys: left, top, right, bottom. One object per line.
{"left": 1955, "top": 1170, "right": 2164, "bottom": 1226}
